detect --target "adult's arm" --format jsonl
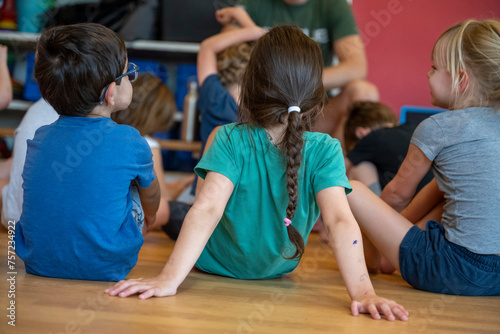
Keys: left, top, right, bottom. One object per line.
{"left": 322, "top": 35, "right": 368, "bottom": 90}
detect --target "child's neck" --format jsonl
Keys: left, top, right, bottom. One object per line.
{"left": 86, "top": 105, "right": 116, "bottom": 118}
{"left": 265, "top": 124, "right": 287, "bottom": 145}
{"left": 228, "top": 85, "right": 240, "bottom": 105}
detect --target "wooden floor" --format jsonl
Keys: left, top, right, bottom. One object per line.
{"left": 1, "top": 228, "right": 499, "bottom": 334}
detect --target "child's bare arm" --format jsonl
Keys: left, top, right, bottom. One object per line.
{"left": 400, "top": 178, "right": 444, "bottom": 224}
{"left": 381, "top": 144, "right": 432, "bottom": 212}
{"left": 194, "top": 126, "right": 221, "bottom": 200}
{"left": 197, "top": 24, "right": 265, "bottom": 86}
{"left": 106, "top": 170, "right": 234, "bottom": 298}
{"left": 138, "top": 176, "right": 161, "bottom": 228}
{"left": 317, "top": 186, "right": 409, "bottom": 321}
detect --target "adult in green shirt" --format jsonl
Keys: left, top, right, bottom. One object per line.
{"left": 236, "top": 0, "right": 379, "bottom": 146}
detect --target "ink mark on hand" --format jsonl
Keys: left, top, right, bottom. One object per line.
{"left": 360, "top": 274, "right": 367, "bottom": 282}
{"left": 353, "top": 240, "right": 358, "bottom": 245}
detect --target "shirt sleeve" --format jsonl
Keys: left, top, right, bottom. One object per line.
{"left": 194, "top": 124, "right": 241, "bottom": 186}
{"left": 328, "top": 0, "right": 359, "bottom": 41}
{"left": 311, "top": 137, "right": 352, "bottom": 195}
{"left": 196, "top": 74, "right": 238, "bottom": 144}
{"left": 134, "top": 135, "right": 156, "bottom": 188}
{"left": 410, "top": 117, "right": 445, "bottom": 161}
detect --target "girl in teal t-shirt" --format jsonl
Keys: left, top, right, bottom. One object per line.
{"left": 107, "top": 25, "right": 408, "bottom": 321}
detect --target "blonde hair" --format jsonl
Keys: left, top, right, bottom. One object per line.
{"left": 112, "top": 73, "right": 176, "bottom": 136}
{"left": 217, "top": 42, "right": 254, "bottom": 88}
{"left": 432, "top": 19, "right": 500, "bottom": 109}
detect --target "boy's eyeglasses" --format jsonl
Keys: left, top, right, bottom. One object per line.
{"left": 98, "top": 62, "right": 140, "bottom": 104}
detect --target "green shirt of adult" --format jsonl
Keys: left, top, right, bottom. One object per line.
{"left": 194, "top": 123, "right": 351, "bottom": 279}
{"left": 239, "top": 0, "right": 359, "bottom": 67}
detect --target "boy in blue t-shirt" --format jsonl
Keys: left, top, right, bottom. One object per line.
{"left": 14, "top": 23, "right": 160, "bottom": 281}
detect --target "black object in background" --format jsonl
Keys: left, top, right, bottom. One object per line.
{"left": 159, "top": 0, "right": 222, "bottom": 43}
{"left": 44, "top": 0, "right": 157, "bottom": 41}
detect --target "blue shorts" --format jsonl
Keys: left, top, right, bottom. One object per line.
{"left": 130, "top": 182, "right": 145, "bottom": 233}
{"left": 399, "top": 220, "right": 500, "bottom": 296}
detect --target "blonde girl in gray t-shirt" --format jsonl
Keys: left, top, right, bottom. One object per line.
{"left": 347, "top": 19, "right": 500, "bottom": 296}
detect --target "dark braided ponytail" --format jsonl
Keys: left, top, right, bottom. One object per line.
{"left": 238, "top": 25, "right": 327, "bottom": 260}
{"left": 282, "top": 109, "right": 306, "bottom": 260}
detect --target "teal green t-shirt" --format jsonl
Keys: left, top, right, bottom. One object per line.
{"left": 194, "top": 123, "right": 351, "bottom": 279}
{"left": 239, "top": 0, "right": 359, "bottom": 66}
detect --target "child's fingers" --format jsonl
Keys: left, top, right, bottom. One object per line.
{"left": 215, "top": 9, "right": 229, "bottom": 22}
{"left": 366, "top": 304, "right": 382, "bottom": 320}
{"left": 396, "top": 303, "right": 409, "bottom": 316}
{"left": 392, "top": 305, "right": 409, "bottom": 321}
{"left": 117, "top": 283, "right": 152, "bottom": 298}
{"left": 352, "top": 298, "right": 408, "bottom": 321}
{"left": 378, "top": 303, "right": 395, "bottom": 321}
{"left": 105, "top": 279, "right": 142, "bottom": 296}
{"left": 139, "top": 288, "right": 157, "bottom": 299}
{"left": 350, "top": 301, "right": 362, "bottom": 316}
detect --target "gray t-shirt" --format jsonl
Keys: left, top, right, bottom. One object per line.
{"left": 411, "top": 107, "right": 500, "bottom": 254}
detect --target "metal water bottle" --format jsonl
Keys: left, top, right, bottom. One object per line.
{"left": 181, "top": 79, "right": 198, "bottom": 142}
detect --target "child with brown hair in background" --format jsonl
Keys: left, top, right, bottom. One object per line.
{"left": 344, "top": 101, "right": 433, "bottom": 196}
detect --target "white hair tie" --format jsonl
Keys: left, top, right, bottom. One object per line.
{"left": 288, "top": 106, "right": 301, "bottom": 113}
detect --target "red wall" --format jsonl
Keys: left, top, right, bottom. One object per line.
{"left": 351, "top": 0, "right": 500, "bottom": 115}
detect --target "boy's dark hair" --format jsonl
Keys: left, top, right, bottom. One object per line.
{"left": 344, "top": 101, "right": 398, "bottom": 152}
{"left": 35, "top": 23, "right": 127, "bottom": 116}
{"left": 239, "top": 25, "right": 326, "bottom": 260}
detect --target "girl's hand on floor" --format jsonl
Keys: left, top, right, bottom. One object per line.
{"left": 351, "top": 294, "right": 409, "bottom": 321}
{"left": 105, "top": 277, "right": 177, "bottom": 299}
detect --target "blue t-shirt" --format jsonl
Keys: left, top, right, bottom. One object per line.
{"left": 14, "top": 116, "right": 155, "bottom": 281}
{"left": 194, "top": 123, "right": 351, "bottom": 279}
{"left": 197, "top": 74, "right": 238, "bottom": 149}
